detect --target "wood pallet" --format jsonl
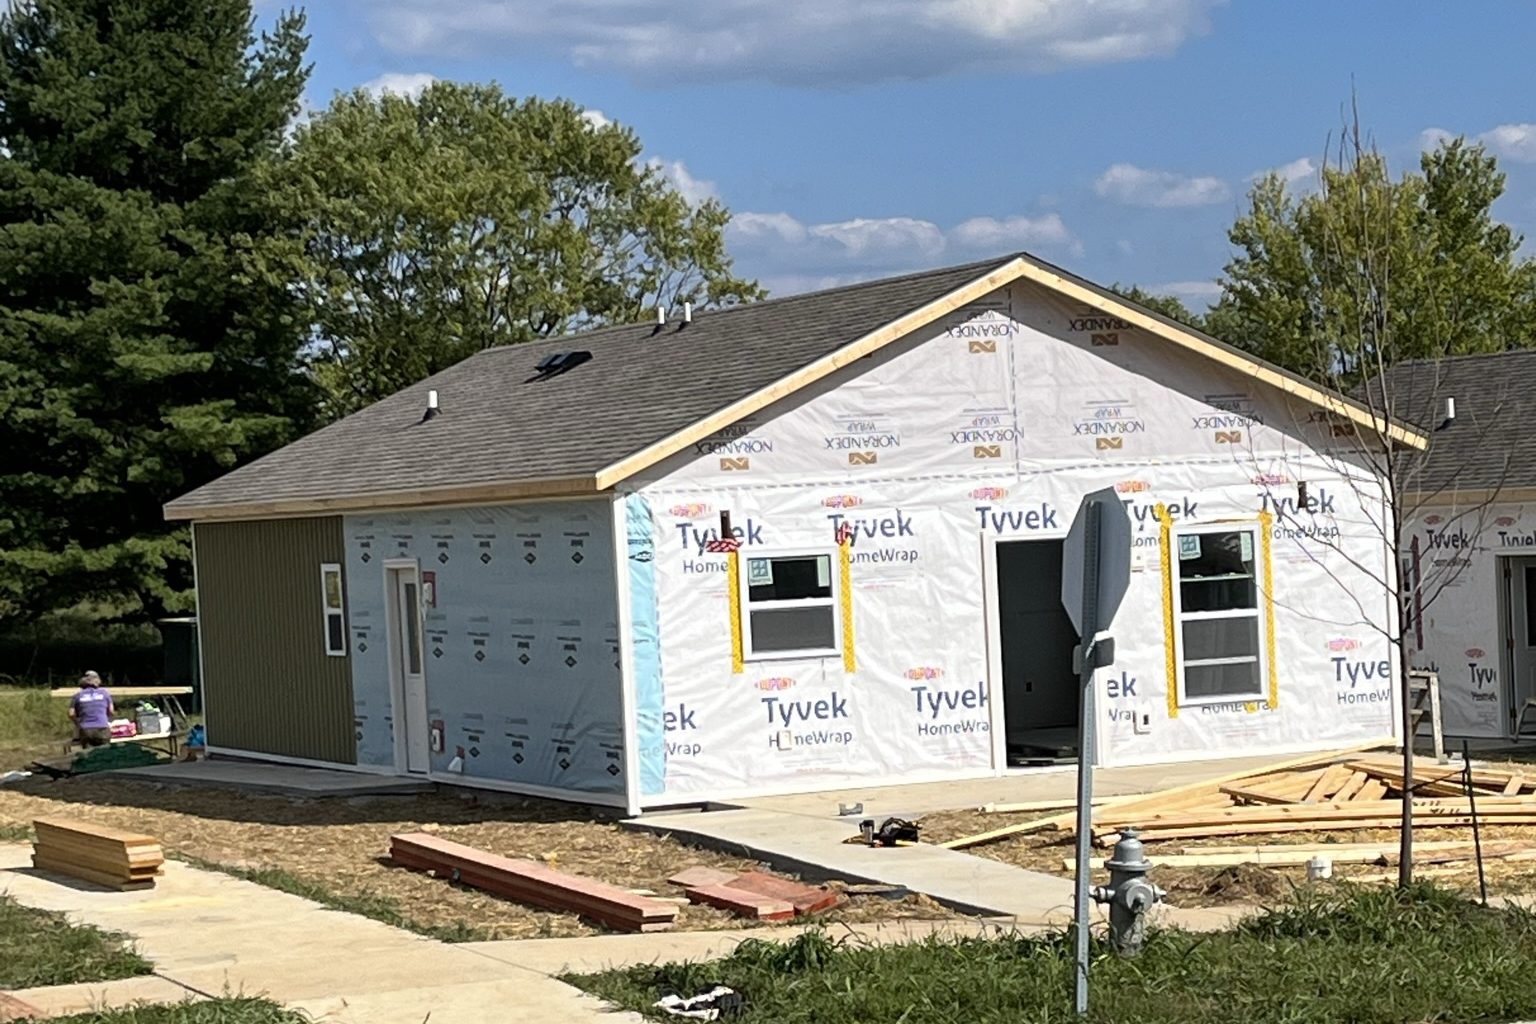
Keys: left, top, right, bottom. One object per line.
{"left": 940, "top": 745, "right": 1536, "bottom": 857}
{"left": 32, "top": 818, "right": 163, "bottom": 891}
{"left": 389, "top": 833, "right": 679, "bottom": 933}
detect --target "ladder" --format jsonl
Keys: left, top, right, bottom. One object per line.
{"left": 1407, "top": 669, "right": 1446, "bottom": 764}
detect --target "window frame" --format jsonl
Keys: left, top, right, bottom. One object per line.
{"left": 737, "top": 548, "right": 844, "bottom": 662}
{"left": 320, "top": 563, "right": 348, "bottom": 657}
{"left": 1170, "top": 522, "right": 1267, "bottom": 706}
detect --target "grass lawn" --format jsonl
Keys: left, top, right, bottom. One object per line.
{"left": 0, "top": 686, "right": 72, "bottom": 769}
{"left": 571, "top": 883, "right": 1536, "bottom": 1023}
{"left": 8, "top": 999, "right": 306, "bottom": 1024}
{"left": 0, "top": 895, "right": 151, "bottom": 989}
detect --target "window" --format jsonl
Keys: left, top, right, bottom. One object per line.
{"left": 740, "top": 552, "right": 840, "bottom": 660}
{"left": 1172, "top": 527, "right": 1265, "bottom": 702}
{"left": 321, "top": 563, "right": 347, "bottom": 656}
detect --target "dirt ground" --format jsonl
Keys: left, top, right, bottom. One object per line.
{"left": 0, "top": 777, "right": 954, "bottom": 938}
{"left": 920, "top": 798, "right": 1536, "bottom": 907}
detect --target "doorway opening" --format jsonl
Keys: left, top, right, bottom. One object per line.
{"left": 385, "top": 562, "right": 431, "bottom": 774}
{"left": 995, "top": 538, "right": 1080, "bottom": 764}
{"left": 1500, "top": 556, "right": 1536, "bottom": 738}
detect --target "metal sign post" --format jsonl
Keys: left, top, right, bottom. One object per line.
{"left": 1060, "top": 488, "right": 1132, "bottom": 1016}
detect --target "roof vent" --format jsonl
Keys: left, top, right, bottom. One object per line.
{"left": 682, "top": 301, "right": 693, "bottom": 325}
{"left": 528, "top": 350, "right": 592, "bottom": 382}
{"left": 1439, "top": 396, "right": 1456, "bottom": 431}
{"left": 420, "top": 388, "right": 440, "bottom": 423}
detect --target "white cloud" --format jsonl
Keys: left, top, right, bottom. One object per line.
{"left": 645, "top": 158, "right": 718, "bottom": 205}
{"left": 366, "top": 0, "right": 1222, "bottom": 87}
{"left": 1094, "top": 163, "right": 1230, "bottom": 208}
{"left": 726, "top": 208, "right": 1080, "bottom": 291}
{"left": 1149, "top": 280, "right": 1222, "bottom": 306}
{"left": 1260, "top": 156, "right": 1316, "bottom": 184}
{"left": 1420, "top": 126, "right": 1456, "bottom": 151}
{"left": 1478, "top": 123, "right": 1536, "bottom": 163}
{"left": 361, "top": 71, "right": 437, "bottom": 98}
{"left": 581, "top": 108, "right": 613, "bottom": 130}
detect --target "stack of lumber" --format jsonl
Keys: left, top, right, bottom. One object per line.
{"left": 32, "top": 818, "right": 163, "bottom": 891}
{"left": 667, "top": 866, "right": 843, "bottom": 922}
{"left": 389, "top": 832, "right": 679, "bottom": 933}
{"left": 941, "top": 745, "right": 1536, "bottom": 854}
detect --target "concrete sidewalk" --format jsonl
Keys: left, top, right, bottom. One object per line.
{"left": 0, "top": 843, "right": 636, "bottom": 1024}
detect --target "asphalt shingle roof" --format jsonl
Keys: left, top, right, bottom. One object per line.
{"left": 1372, "top": 351, "right": 1536, "bottom": 495}
{"left": 166, "top": 255, "right": 1015, "bottom": 516}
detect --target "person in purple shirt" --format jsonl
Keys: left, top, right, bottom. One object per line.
{"left": 68, "top": 671, "right": 114, "bottom": 747}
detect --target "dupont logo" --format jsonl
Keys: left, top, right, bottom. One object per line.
{"left": 1116, "top": 480, "right": 1150, "bottom": 493}
{"left": 848, "top": 451, "right": 878, "bottom": 466}
{"left": 1496, "top": 516, "right": 1517, "bottom": 527}
{"left": 1330, "top": 423, "right": 1354, "bottom": 437}
{"left": 1215, "top": 430, "right": 1243, "bottom": 444}
{"left": 755, "top": 677, "right": 796, "bottom": 691}
{"left": 970, "top": 486, "right": 1009, "bottom": 501}
{"left": 1467, "top": 648, "right": 1486, "bottom": 659}
{"left": 1090, "top": 332, "right": 1119, "bottom": 346}
{"left": 1252, "top": 473, "right": 1288, "bottom": 486}
{"left": 1096, "top": 437, "right": 1124, "bottom": 451}
{"left": 668, "top": 503, "right": 712, "bottom": 519}
{"left": 1425, "top": 514, "right": 1444, "bottom": 525}
{"left": 973, "top": 445, "right": 1002, "bottom": 459}
{"left": 822, "top": 495, "right": 863, "bottom": 509}
{"left": 1327, "top": 638, "right": 1362, "bottom": 652}
{"left": 719, "top": 457, "right": 750, "bottom": 471}
{"left": 904, "top": 667, "right": 944, "bottom": 681}
{"left": 967, "top": 339, "right": 997, "bottom": 354}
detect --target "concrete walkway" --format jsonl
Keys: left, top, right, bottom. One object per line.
{"left": 0, "top": 843, "right": 635, "bottom": 1024}
{"left": 104, "top": 761, "right": 434, "bottom": 798}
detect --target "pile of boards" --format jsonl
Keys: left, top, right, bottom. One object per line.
{"left": 941, "top": 746, "right": 1536, "bottom": 859}
{"left": 32, "top": 818, "right": 164, "bottom": 890}
{"left": 667, "top": 865, "right": 842, "bottom": 922}
{"left": 391, "top": 832, "right": 679, "bottom": 932}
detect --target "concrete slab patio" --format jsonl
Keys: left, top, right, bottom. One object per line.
{"left": 102, "top": 760, "right": 434, "bottom": 798}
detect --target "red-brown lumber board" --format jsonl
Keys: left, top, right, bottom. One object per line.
{"left": 0, "top": 992, "right": 40, "bottom": 1020}
{"left": 389, "top": 833, "right": 678, "bottom": 932}
{"left": 668, "top": 866, "right": 738, "bottom": 889}
{"left": 684, "top": 883, "right": 796, "bottom": 921}
{"left": 726, "top": 871, "right": 843, "bottom": 915}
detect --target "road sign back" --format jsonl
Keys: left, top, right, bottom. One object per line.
{"left": 1061, "top": 487, "right": 1132, "bottom": 636}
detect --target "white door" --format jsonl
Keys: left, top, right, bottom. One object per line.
{"left": 390, "top": 566, "right": 431, "bottom": 773}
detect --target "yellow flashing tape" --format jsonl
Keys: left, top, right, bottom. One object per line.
{"left": 727, "top": 550, "right": 744, "bottom": 674}
{"left": 1258, "top": 508, "right": 1279, "bottom": 710}
{"left": 839, "top": 539, "right": 856, "bottom": 673}
{"left": 1156, "top": 502, "right": 1178, "bottom": 720}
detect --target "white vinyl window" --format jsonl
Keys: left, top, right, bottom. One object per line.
{"left": 1172, "top": 525, "right": 1266, "bottom": 703}
{"left": 320, "top": 563, "right": 347, "bottom": 657}
{"left": 739, "top": 551, "right": 841, "bottom": 660}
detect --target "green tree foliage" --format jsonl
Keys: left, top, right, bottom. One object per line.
{"left": 0, "top": 1, "right": 315, "bottom": 627}
{"left": 1208, "top": 137, "right": 1536, "bottom": 383}
{"left": 263, "top": 82, "right": 765, "bottom": 416}
{"left": 1111, "top": 284, "right": 1207, "bottom": 329}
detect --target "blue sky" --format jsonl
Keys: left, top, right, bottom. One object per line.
{"left": 287, "top": 0, "right": 1536, "bottom": 308}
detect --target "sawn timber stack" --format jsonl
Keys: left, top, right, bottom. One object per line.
{"left": 389, "top": 832, "right": 679, "bottom": 932}
{"left": 32, "top": 818, "right": 164, "bottom": 890}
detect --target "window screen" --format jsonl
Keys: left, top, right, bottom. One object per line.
{"left": 741, "top": 553, "right": 839, "bottom": 659}
{"left": 320, "top": 564, "right": 347, "bottom": 657}
{"left": 1174, "top": 529, "right": 1264, "bottom": 701}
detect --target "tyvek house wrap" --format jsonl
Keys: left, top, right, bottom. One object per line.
{"left": 345, "top": 500, "right": 625, "bottom": 794}
{"left": 625, "top": 279, "right": 1398, "bottom": 801}
{"left": 1408, "top": 501, "right": 1536, "bottom": 738}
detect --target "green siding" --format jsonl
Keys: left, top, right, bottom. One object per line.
{"left": 193, "top": 517, "right": 356, "bottom": 764}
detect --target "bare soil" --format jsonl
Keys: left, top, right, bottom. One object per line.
{"left": 0, "top": 777, "right": 954, "bottom": 938}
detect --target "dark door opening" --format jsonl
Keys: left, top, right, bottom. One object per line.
{"left": 996, "top": 538, "right": 1079, "bottom": 764}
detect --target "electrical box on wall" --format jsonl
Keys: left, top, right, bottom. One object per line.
{"left": 422, "top": 570, "right": 438, "bottom": 607}
{"left": 429, "top": 719, "right": 445, "bottom": 753}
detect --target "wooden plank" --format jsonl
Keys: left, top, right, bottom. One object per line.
{"left": 725, "top": 872, "right": 843, "bottom": 916}
{"left": 1357, "top": 778, "right": 1389, "bottom": 801}
{"left": 1183, "top": 839, "right": 1511, "bottom": 857}
{"left": 1221, "top": 785, "right": 1306, "bottom": 806}
{"left": 945, "top": 744, "right": 1387, "bottom": 849}
{"left": 1332, "top": 771, "right": 1370, "bottom": 803}
{"left": 34, "top": 818, "right": 159, "bottom": 849}
{"left": 684, "top": 883, "right": 795, "bottom": 921}
{"left": 979, "top": 797, "right": 1119, "bottom": 815}
{"left": 31, "top": 854, "right": 155, "bottom": 891}
{"left": 33, "top": 844, "right": 163, "bottom": 878}
{"left": 390, "top": 833, "right": 678, "bottom": 932}
{"left": 1099, "top": 797, "right": 1536, "bottom": 830}
{"left": 1303, "top": 764, "right": 1356, "bottom": 803}
{"left": 48, "top": 687, "right": 194, "bottom": 699}
{"left": 667, "top": 866, "right": 738, "bottom": 889}
{"left": 1118, "top": 815, "right": 1536, "bottom": 843}
{"left": 1504, "top": 777, "right": 1525, "bottom": 796}
{"left": 1063, "top": 848, "right": 1396, "bottom": 869}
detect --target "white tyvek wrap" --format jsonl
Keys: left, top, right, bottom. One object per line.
{"left": 344, "top": 501, "right": 625, "bottom": 795}
{"left": 1407, "top": 501, "right": 1535, "bottom": 737}
{"left": 629, "top": 280, "right": 1397, "bottom": 801}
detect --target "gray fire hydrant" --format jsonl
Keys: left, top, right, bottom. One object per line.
{"left": 1089, "top": 827, "right": 1165, "bottom": 956}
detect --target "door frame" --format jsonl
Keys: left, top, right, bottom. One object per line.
{"left": 1499, "top": 555, "right": 1536, "bottom": 739}
{"left": 981, "top": 529, "right": 1091, "bottom": 769}
{"left": 383, "top": 557, "right": 429, "bottom": 774}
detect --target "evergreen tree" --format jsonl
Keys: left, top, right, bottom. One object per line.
{"left": 0, "top": 1, "right": 314, "bottom": 628}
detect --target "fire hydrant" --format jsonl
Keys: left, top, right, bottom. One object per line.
{"left": 1090, "top": 827, "right": 1165, "bottom": 956}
